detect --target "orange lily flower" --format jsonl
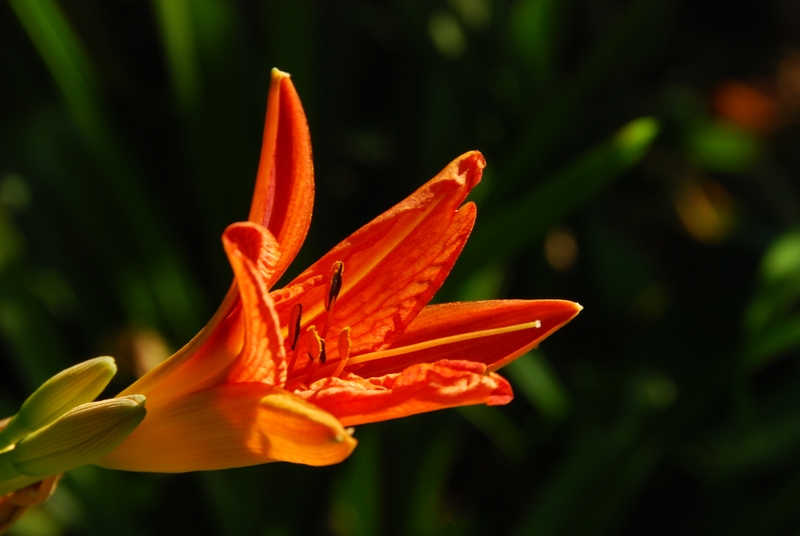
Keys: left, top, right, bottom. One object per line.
{"left": 97, "top": 69, "right": 581, "bottom": 473}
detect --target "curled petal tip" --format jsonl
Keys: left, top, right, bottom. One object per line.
{"left": 455, "top": 151, "right": 486, "bottom": 191}
{"left": 271, "top": 67, "right": 291, "bottom": 80}
{"left": 463, "top": 150, "right": 486, "bottom": 169}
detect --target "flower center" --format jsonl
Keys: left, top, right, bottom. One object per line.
{"left": 283, "top": 261, "right": 542, "bottom": 390}
{"left": 284, "top": 262, "right": 348, "bottom": 387}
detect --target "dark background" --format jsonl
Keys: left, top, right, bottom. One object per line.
{"left": 2, "top": 0, "right": 800, "bottom": 534}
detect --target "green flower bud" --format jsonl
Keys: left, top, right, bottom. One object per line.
{"left": 7, "top": 395, "right": 146, "bottom": 479}
{"left": 0, "top": 357, "right": 117, "bottom": 448}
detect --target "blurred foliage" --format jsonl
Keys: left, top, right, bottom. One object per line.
{"left": 2, "top": 0, "right": 800, "bottom": 534}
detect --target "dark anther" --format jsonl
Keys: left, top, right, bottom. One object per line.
{"left": 326, "top": 261, "right": 344, "bottom": 311}
{"left": 289, "top": 303, "right": 303, "bottom": 351}
{"left": 319, "top": 339, "right": 327, "bottom": 364}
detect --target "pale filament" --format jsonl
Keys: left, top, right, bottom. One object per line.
{"left": 303, "top": 326, "right": 325, "bottom": 385}
{"left": 332, "top": 327, "right": 352, "bottom": 378}
{"left": 308, "top": 320, "right": 543, "bottom": 381}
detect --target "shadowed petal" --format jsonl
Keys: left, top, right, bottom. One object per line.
{"left": 298, "top": 359, "right": 511, "bottom": 426}
{"left": 118, "top": 300, "right": 243, "bottom": 404}
{"left": 120, "top": 224, "right": 285, "bottom": 405}
{"left": 96, "top": 384, "right": 356, "bottom": 472}
{"left": 222, "top": 223, "right": 287, "bottom": 385}
{"left": 120, "top": 71, "right": 311, "bottom": 399}
{"left": 278, "top": 152, "right": 485, "bottom": 370}
{"left": 224, "top": 221, "right": 281, "bottom": 284}
{"left": 249, "top": 69, "right": 314, "bottom": 286}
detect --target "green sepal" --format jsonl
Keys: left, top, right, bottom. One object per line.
{"left": 4, "top": 395, "right": 145, "bottom": 484}
{"left": 0, "top": 357, "right": 117, "bottom": 449}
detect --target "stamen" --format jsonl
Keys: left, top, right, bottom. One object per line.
{"left": 306, "top": 326, "right": 323, "bottom": 361}
{"left": 325, "top": 261, "right": 344, "bottom": 311}
{"left": 322, "top": 261, "right": 344, "bottom": 338}
{"left": 288, "top": 304, "right": 303, "bottom": 350}
{"left": 304, "top": 326, "right": 325, "bottom": 384}
{"left": 333, "top": 327, "right": 352, "bottom": 378}
{"left": 287, "top": 304, "right": 303, "bottom": 373}
{"left": 344, "top": 320, "right": 542, "bottom": 367}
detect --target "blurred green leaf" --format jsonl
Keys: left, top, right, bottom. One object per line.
{"left": 745, "top": 228, "right": 800, "bottom": 332}
{"left": 10, "top": 0, "right": 206, "bottom": 339}
{"left": 202, "top": 470, "right": 266, "bottom": 536}
{"left": 404, "top": 427, "right": 465, "bottom": 536}
{"left": 428, "top": 11, "right": 467, "bottom": 59}
{"left": 268, "top": 0, "right": 315, "bottom": 97}
{"left": 459, "top": 117, "right": 659, "bottom": 272}
{"left": 8, "top": 0, "right": 103, "bottom": 143}
{"left": 743, "top": 228, "right": 800, "bottom": 369}
{"left": 6, "top": 505, "right": 61, "bottom": 536}
{"left": 499, "top": 0, "right": 662, "bottom": 194}
{"left": 60, "top": 466, "right": 158, "bottom": 536}
{"left": 511, "top": 0, "right": 562, "bottom": 85}
{"left": 455, "top": 263, "right": 505, "bottom": 301}
{"left": 504, "top": 350, "right": 571, "bottom": 421}
{"left": 586, "top": 219, "right": 662, "bottom": 316}
{"left": 329, "top": 429, "right": 382, "bottom": 536}
{"left": 511, "top": 414, "right": 652, "bottom": 536}
{"left": 153, "top": 0, "right": 201, "bottom": 114}
{"left": 0, "top": 285, "right": 71, "bottom": 389}
{"left": 731, "top": 470, "right": 800, "bottom": 536}
{"left": 684, "top": 120, "right": 760, "bottom": 173}
{"left": 742, "top": 314, "right": 800, "bottom": 370}
{"left": 683, "top": 401, "right": 800, "bottom": 478}
{"left": 458, "top": 405, "right": 525, "bottom": 459}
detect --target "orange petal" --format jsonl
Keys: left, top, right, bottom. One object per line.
{"left": 345, "top": 299, "right": 581, "bottom": 378}
{"left": 277, "top": 151, "right": 485, "bottom": 368}
{"left": 224, "top": 221, "right": 281, "bottom": 284}
{"left": 96, "top": 383, "right": 356, "bottom": 472}
{"left": 222, "top": 223, "right": 287, "bottom": 385}
{"left": 119, "top": 299, "right": 243, "bottom": 403}
{"left": 249, "top": 69, "right": 314, "bottom": 286}
{"left": 121, "top": 224, "right": 286, "bottom": 405}
{"left": 297, "top": 359, "right": 512, "bottom": 427}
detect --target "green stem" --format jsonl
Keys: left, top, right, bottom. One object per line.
{"left": 0, "top": 415, "right": 28, "bottom": 451}
{"left": 0, "top": 474, "right": 42, "bottom": 496}
{"left": 0, "top": 449, "right": 23, "bottom": 483}
{"left": 0, "top": 448, "right": 43, "bottom": 497}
